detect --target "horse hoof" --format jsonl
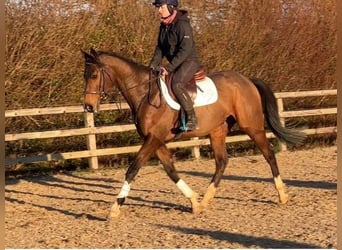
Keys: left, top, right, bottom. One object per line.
{"left": 192, "top": 207, "right": 201, "bottom": 215}
{"left": 279, "top": 194, "right": 289, "bottom": 204}
{"left": 200, "top": 201, "right": 209, "bottom": 210}
{"left": 189, "top": 193, "right": 202, "bottom": 215}
{"left": 109, "top": 202, "right": 121, "bottom": 218}
{"left": 192, "top": 204, "right": 202, "bottom": 215}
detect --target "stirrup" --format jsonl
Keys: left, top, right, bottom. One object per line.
{"left": 186, "top": 119, "right": 198, "bottom": 131}
{"left": 180, "top": 115, "right": 198, "bottom": 131}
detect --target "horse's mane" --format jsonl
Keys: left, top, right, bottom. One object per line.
{"left": 97, "top": 51, "right": 149, "bottom": 73}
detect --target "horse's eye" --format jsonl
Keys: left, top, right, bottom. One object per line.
{"left": 91, "top": 73, "right": 98, "bottom": 79}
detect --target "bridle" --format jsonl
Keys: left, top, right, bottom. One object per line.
{"left": 84, "top": 64, "right": 111, "bottom": 100}
{"left": 84, "top": 61, "right": 162, "bottom": 117}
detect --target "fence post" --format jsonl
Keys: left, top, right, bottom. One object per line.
{"left": 191, "top": 137, "right": 201, "bottom": 159}
{"left": 277, "top": 98, "right": 287, "bottom": 151}
{"left": 84, "top": 112, "right": 99, "bottom": 169}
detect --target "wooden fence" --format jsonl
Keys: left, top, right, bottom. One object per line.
{"left": 5, "top": 89, "right": 337, "bottom": 169}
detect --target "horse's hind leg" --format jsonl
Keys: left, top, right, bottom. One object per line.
{"left": 201, "top": 123, "right": 229, "bottom": 209}
{"left": 244, "top": 127, "right": 288, "bottom": 204}
{"left": 155, "top": 145, "right": 200, "bottom": 214}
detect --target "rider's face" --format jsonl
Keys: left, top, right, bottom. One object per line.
{"left": 157, "top": 4, "right": 171, "bottom": 18}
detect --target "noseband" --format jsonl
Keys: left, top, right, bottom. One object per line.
{"left": 84, "top": 65, "right": 111, "bottom": 99}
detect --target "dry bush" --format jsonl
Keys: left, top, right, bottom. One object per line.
{"left": 5, "top": 0, "right": 336, "bottom": 111}
{"left": 5, "top": 0, "right": 336, "bottom": 164}
{"left": 190, "top": 0, "right": 336, "bottom": 91}
{"left": 5, "top": 1, "right": 156, "bottom": 110}
{"left": 5, "top": 0, "right": 157, "bottom": 131}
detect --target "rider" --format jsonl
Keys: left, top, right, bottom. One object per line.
{"left": 150, "top": 0, "right": 201, "bottom": 131}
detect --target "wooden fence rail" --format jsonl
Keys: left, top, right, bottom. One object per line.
{"left": 5, "top": 89, "right": 337, "bottom": 168}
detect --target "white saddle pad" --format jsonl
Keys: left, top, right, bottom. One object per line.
{"left": 159, "top": 77, "right": 218, "bottom": 110}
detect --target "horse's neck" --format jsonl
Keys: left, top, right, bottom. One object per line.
{"left": 107, "top": 57, "right": 149, "bottom": 113}
{"left": 121, "top": 74, "right": 149, "bottom": 113}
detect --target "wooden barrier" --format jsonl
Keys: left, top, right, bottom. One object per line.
{"left": 5, "top": 89, "right": 337, "bottom": 168}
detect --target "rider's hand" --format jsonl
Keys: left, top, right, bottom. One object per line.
{"left": 160, "top": 67, "right": 169, "bottom": 77}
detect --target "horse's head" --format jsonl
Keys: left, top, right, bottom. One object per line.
{"left": 82, "top": 48, "right": 112, "bottom": 112}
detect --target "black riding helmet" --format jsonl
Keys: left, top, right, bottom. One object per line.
{"left": 152, "top": 0, "right": 178, "bottom": 14}
{"left": 152, "top": 0, "right": 178, "bottom": 7}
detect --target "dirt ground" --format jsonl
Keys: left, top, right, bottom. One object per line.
{"left": 5, "top": 146, "right": 337, "bottom": 249}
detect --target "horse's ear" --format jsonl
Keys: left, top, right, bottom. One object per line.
{"left": 90, "top": 48, "right": 98, "bottom": 57}
{"left": 81, "top": 49, "right": 95, "bottom": 64}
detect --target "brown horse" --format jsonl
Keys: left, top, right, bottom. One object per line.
{"left": 82, "top": 48, "right": 305, "bottom": 217}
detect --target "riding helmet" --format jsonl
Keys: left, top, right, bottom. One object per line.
{"left": 152, "top": 0, "right": 178, "bottom": 7}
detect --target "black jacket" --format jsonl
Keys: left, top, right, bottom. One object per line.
{"left": 149, "top": 10, "right": 200, "bottom": 73}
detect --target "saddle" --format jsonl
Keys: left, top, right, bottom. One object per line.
{"left": 155, "top": 67, "right": 218, "bottom": 111}
{"left": 164, "top": 67, "right": 206, "bottom": 101}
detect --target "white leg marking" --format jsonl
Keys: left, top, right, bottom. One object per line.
{"left": 274, "top": 175, "right": 288, "bottom": 204}
{"left": 274, "top": 175, "right": 285, "bottom": 191}
{"left": 117, "top": 181, "right": 131, "bottom": 198}
{"left": 176, "top": 179, "right": 194, "bottom": 198}
{"left": 201, "top": 183, "right": 216, "bottom": 208}
{"left": 176, "top": 179, "right": 201, "bottom": 214}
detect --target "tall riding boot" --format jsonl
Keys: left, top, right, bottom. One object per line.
{"left": 173, "top": 85, "right": 199, "bottom": 131}
{"left": 185, "top": 108, "right": 198, "bottom": 131}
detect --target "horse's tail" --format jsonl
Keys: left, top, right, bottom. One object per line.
{"left": 250, "top": 77, "right": 306, "bottom": 145}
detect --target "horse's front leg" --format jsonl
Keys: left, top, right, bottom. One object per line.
{"left": 201, "top": 124, "right": 229, "bottom": 209}
{"left": 109, "top": 134, "right": 162, "bottom": 218}
{"left": 155, "top": 145, "right": 200, "bottom": 215}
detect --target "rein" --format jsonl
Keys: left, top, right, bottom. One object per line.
{"left": 147, "top": 69, "right": 162, "bottom": 109}
{"left": 133, "top": 69, "right": 162, "bottom": 125}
